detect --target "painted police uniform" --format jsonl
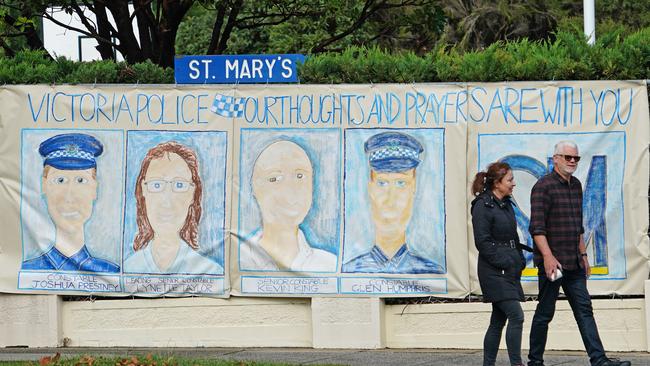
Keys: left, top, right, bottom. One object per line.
{"left": 22, "top": 245, "right": 119, "bottom": 272}
{"left": 343, "top": 244, "right": 444, "bottom": 274}
{"left": 343, "top": 131, "right": 444, "bottom": 274}
{"left": 21, "top": 133, "right": 120, "bottom": 273}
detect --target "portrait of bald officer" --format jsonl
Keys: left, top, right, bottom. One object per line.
{"left": 343, "top": 131, "right": 444, "bottom": 274}
{"left": 22, "top": 133, "right": 120, "bottom": 272}
{"left": 240, "top": 140, "right": 337, "bottom": 272}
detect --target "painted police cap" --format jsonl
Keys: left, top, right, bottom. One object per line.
{"left": 364, "top": 131, "right": 423, "bottom": 173}
{"left": 38, "top": 133, "right": 103, "bottom": 170}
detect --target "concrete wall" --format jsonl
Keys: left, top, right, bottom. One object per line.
{"left": 385, "top": 299, "right": 646, "bottom": 351}
{"left": 61, "top": 297, "right": 312, "bottom": 347}
{"left": 0, "top": 294, "right": 61, "bottom": 347}
{"left": 1, "top": 283, "right": 649, "bottom": 351}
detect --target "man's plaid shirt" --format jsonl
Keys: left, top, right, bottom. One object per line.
{"left": 529, "top": 170, "right": 584, "bottom": 271}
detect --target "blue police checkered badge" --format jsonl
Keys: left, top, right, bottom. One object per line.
{"left": 211, "top": 94, "right": 245, "bottom": 118}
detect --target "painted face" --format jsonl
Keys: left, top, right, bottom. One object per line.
{"left": 553, "top": 144, "right": 580, "bottom": 177}
{"left": 368, "top": 169, "right": 416, "bottom": 232}
{"left": 42, "top": 167, "right": 97, "bottom": 231}
{"left": 494, "top": 169, "right": 515, "bottom": 197}
{"left": 252, "top": 141, "right": 313, "bottom": 227}
{"left": 142, "top": 152, "right": 195, "bottom": 232}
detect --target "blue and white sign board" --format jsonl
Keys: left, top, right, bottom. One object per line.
{"left": 175, "top": 54, "right": 305, "bottom": 84}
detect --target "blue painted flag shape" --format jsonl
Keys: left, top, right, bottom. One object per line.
{"left": 211, "top": 94, "right": 245, "bottom": 118}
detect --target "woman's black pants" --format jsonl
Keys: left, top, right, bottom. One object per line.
{"left": 483, "top": 299, "right": 524, "bottom": 366}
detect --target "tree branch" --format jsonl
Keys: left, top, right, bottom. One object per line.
{"left": 216, "top": 0, "right": 243, "bottom": 53}
{"left": 207, "top": 1, "right": 227, "bottom": 54}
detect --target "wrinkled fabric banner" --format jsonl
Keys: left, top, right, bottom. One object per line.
{"left": 0, "top": 81, "right": 646, "bottom": 298}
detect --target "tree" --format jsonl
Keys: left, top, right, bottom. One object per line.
{"left": 0, "top": 0, "right": 194, "bottom": 66}
{"left": 0, "top": 1, "right": 48, "bottom": 57}
{"left": 439, "top": 0, "right": 557, "bottom": 50}
{"left": 177, "top": 0, "right": 444, "bottom": 55}
{"left": 3, "top": 0, "right": 646, "bottom": 63}
{"left": 0, "top": 0, "right": 440, "bottom": 65}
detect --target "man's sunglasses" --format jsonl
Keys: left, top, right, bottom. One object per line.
{"left": 555, "top": 154, "right": 581, "bottom": 162}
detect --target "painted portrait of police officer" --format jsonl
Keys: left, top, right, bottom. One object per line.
{"left": 21, "top": 132, "right": 120, "bottom": 272}
{"left": 238, "top": 128, "right": 341, "bottom": 273}
{"left": 343, "top": 129, "right": 446, "bottom": 274}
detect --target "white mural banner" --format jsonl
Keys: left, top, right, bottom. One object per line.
{"left": 0, "top": 81, "right": 646, "bottom": 297}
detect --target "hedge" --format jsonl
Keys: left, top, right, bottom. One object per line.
{"left": 0, "top": 27, "right": 647, "bottom": 84}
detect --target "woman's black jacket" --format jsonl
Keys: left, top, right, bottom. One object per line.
{"left": 471, "top": 192, "right": 526, "bottom": 303}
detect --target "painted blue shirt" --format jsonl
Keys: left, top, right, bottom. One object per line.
{"left": 22, "top": 245, "right": 120, "bottom": 272}
{"left": 342, "top": 244, "right": 444, "bottom": 274}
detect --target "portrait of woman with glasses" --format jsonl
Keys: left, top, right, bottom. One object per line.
{"left": 124, "top": 141, "right": 223, "bottom": 274}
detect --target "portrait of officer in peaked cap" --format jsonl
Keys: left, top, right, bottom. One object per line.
{"left": 343, "top": 130, "right": 444, "bottom": 274}
{"left": 21, "top": 133, "right": 120, "bottom": 272}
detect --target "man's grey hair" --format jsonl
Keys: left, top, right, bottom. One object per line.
{"left": 553, "top": 140, "right": 579, "bottom": 155}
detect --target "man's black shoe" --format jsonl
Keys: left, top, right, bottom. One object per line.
{"left": 527, "top": 362, "right": 544, "bottom": 366}
{"left": 597, "top": 358, "right": 631, "bottom": 366}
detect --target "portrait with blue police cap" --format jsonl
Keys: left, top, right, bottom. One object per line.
{"left": 343, "top": 130, "right": 445, "bottom": 275}
{"left": 365, "top": 131, "right": 423, "bottom": 173}
{"left": 21, "top": 132, "right": 120, "bottom": 273}
{"left": 38, "top": 133, "right": 104, "bottom": 170}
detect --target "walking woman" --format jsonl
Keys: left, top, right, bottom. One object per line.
{"left": 471, "top": 162, "right": 529, "bottom": 366}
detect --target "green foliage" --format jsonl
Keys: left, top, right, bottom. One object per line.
{"left": 174, "top": 1, "right": 445, "bottom": 55}
{"left": 298, "top": 46, "right": 435, "bottom": 83}
{"left": 175, "top": 4, "right": 215, "bottom": 56}
{"left": 0, "top": 50, "right": 174, "bottom": 84}
{"left": 595, "top": 0, "right": 650, "bottom": 30}
{"left": 128, "top": 60, "right": 175, "bottom": 84}
{"left": 439, "top": 0, "right": 558, "bottom": 51}
{"left": 369, "top": 28, "right": 643, "bottom": 82}
{"left": 0, "top": 50, "right": 57, "bottom": 83}
{"left": 1, "top": 28, "right": 648, "bottom": 84}
{"left": 64, "top": 60, "right": 119, "bottom": 84}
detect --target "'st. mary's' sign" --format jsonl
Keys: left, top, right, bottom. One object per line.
{"left": 174, "top": 54, "right": 305, "bottom": 84}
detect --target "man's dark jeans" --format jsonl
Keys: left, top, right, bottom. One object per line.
{"left": 528, "top": 268, "right": 606, "bottom": 366}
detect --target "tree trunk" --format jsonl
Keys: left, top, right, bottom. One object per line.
{"left": 207, "top": 2, "right": 227, "bottom": 55}
{"left": 94, "top": 2, "right": 116, "bottom": 60}
{"left": 215, "top": 0, "right": 243, "bottom": 54}
{"left": 158, "top": 0, "right": 192, "bottom": 68}
{"left": 134, "top": 0, "right": 155, "bottom": 61}
{"left": 105, "top": 0, "right": 145, "bottom": 63}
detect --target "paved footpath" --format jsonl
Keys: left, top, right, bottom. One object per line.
{"left": 0, "top": 347, "right": 649, "bottom": 365}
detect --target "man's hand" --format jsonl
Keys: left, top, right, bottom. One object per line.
{"left": 543, "top": 253, "right": 561, "bottom": 279}
{"left": 582, "top": 255, "right": 591, "bottom": 278}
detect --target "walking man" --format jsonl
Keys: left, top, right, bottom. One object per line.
{"left": 527, "top": 140, "right": 630, "bottom": 366}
